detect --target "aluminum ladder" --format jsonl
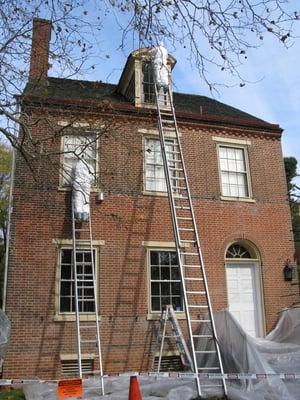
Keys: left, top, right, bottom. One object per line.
{"left": 153, "top": 83, "right": 227, "bottom": 398}
{"left": 156, "top": 304, "right": 193, "bottom": 372}
{"left": 71, "top": 201, "right": 104, "bottom": 395}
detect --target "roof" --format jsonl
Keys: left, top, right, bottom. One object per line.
{"left": 22, "top": 77, "right": 280, "bottom": 131}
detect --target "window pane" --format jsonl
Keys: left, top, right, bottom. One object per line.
{"left": 171, "top": 282, "right": 181, "bottom": 295}
{"left": 61, "top": 249, "right": 72, "bottom": 264}
{"left": 151, "top": 297, "right": 160, "bottom": 311}
{"left": 161, "top": 267, "right": 170, "bottom": 280}
{"left": 172, "top": 297, "right": 183, "bottom": 311}
{"left": 171, "top": 266, "right": 180, "bottom": 280}
{"left": 151, "top": 282, "right": 160, "bottom": 295}
{"left": 60, "top": 297, "right": 71, "bottom": 312}
{"left": 160, "top": 252, "right": 170, "bottom": 265}
{"left": 151, "top": 251, "right": 159, "bottom": 265}
{"left": 151, "top": 266, "right": 160, "bottom": 280}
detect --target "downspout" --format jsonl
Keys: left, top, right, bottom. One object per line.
{"left": 2, "top": 104, "right": 19, "bottom": 311}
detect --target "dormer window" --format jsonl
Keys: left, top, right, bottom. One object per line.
{"left": 142, "top": 62, "right": 155, "bottom": 104}
{"left": 117, "top": 48, "right": 176, "bottom": 108}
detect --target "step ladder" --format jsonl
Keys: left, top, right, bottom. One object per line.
{"left": 156, "top": 305, "right": 192, "bottom": 372}
{"left": 153, "top": 83, "right": 227, "bottom": 398}
{"left": 71, "top": 201, "right": 104, "bottom": 395}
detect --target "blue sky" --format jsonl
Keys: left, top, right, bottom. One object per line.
{"left": 53, "top": 9, "right": 300, "bottom": 179}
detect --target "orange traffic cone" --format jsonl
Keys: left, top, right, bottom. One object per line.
{"left": 128, "top": 376, "right": 142, "bottom": 400}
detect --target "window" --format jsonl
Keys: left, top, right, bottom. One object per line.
{"left": 59, "top": 249, "right": 96, "bottom": 313}
{"left": 226, "top": 244, "right": 251, "bottom": 259}
{"left": 61, "top": 358, "right": 94, "bottom": 377}
{"left": 142, "top": 62, "right": 155, "bottom": 104}
{"left": 149, "top": 250, "right": 183, "bottom": 312}
{"left": 218, "top": 145, "right": 250, "bottom": 198}
{"left": 144, "top": 138, "right": 176, "bottom": 192}
{"left": 141, "top": 61, "right": 169, "bottom": 106}
{"left": 62, "top": 135, "right": 97, "bottom": 186}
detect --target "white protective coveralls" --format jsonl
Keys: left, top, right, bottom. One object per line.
{"left": 72, "top": 158, "right": 94, "bottom": 222}
{"left": 149, "top": 42, "right": 169, "bottom": 88}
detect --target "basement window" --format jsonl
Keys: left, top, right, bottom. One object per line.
{"left": 61, "top": 358, "right": 94, "bottom": 377}
{"left": 153, "top": 353, "right": 183, "bottom": 372}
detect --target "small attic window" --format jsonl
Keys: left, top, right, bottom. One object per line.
{"left": 142, "top": 62, "right": 155, "bottom": 104}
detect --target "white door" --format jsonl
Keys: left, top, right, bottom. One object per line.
{"left": 226, "top": 263, "right": 263, "bottom": 337}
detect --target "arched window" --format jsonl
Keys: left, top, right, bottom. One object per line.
{"left": 226, "top": 244, "right": 251, "bottom": 259}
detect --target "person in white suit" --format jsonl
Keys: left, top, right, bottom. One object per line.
{"left": 150, "top": 42, "right": 169, "bottom": 88}
{"left": 72, "top": 157, "right": 94, "bottom": 222}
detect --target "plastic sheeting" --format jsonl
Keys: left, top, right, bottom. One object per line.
{"left": 195, "top": 308, "right": 300, "bottom": 399}
{"left": 72, "top": 159, "right": 94, "bottom": 220}
{"left": 23, "top": 308, "right": 300, "bottom": 399}
{"left": 0, "top": 310, "right": 10, "bottom": 371}
{"left": 149, "top": 44, "right": 169, "bottom": 88}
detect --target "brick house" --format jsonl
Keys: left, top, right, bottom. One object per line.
{"left": 3, "top": 18, "right": 298, "bottom": 379}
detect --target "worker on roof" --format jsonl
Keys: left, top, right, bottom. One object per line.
{"left": 150, "top": 42, "right": 169, "bottom": 89}
{"left": 72, "top": 156, "right": 94, "bottom": 222}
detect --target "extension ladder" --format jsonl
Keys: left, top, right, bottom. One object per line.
{"left": 153, "top": 83, "right": 227, "bottom": 398}
{"left": 71, "top": 201, "right": 104, "bottom": 395}
{"left": 156, "top": 304, "right": 192, "bottom": 372}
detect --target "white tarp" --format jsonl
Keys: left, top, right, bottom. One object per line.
{"left": 23, "top": 308, "right": 300, "bottom": 399}
{"left": 149, "top": 43, "right": 169, "bottom": 88}
{"left": 72, "top": 158, "right": 94, "bottom": 222}
{"left": 0, "top": 310, "right": 10, "bottom": 370}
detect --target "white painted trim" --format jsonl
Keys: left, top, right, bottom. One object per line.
{"left": 52, "top": 239, "right": 105, "bottom": 246}
{"left": 212, "top": 136, "right": 251, "bottom": 146}
{"left": 53, "top": 245, "right": 101, "bottom": 320}
{"left": 142, "top": 241, "right": 189, "bottom": 248}
{"left": 60, "top": 353, "right": 95, "bottom": 360}
{"left": 216, "top": 143, "right": 253, "bottom": 200}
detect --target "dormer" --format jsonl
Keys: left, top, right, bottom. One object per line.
{"left": 117, "top": 47, "right": 176, "bottom": 107}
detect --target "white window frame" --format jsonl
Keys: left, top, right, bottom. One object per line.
{"left": 60, "top": 134, "right": 98, "bottom": 188}
{"left": 143, "top": 137, "right": 177, "bottom": 194}
{"left": 217, "top": 143, "right": 252, "bottom": 200}
{"left": 53, "top": 241, "right": 103, "bottom": 321}
{"left": 148, "top": 248, "right": 183, "bottom": 314}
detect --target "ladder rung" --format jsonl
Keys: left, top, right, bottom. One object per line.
{"left": 175, "top": 206, "right": 190, "bottom": 210}
{"left": 197, "top": 367, "right": 220, "bottom": 371}
{"left": 189, "top": 305, "right": 208, "bottom": 308}
{"left": 180, "top": 240, "right": 195, "bottom": 243}
{"left": 201, "top": 384, "right": 223, "bottom": 387}
{"left": 183, "top": 264, "right": 201, "bottom": 268}
{"left": 161, "top": 119, "right": 175, "bottom": 124}
{"left": 75, "top": 229, "right": 90, "bottom": 232}
{"left": 195, "top": 350, "right": 216, "bottom": 354}
{"left": 81, "top": 339, "right": 97, "bottom": 344}
{"left": 193, "top": 335, "right": 213, "bottom": 338}
{"left": 180, "top": 252, "right": 198, "bottom": 256}
{"left": 177, "top": 217, "right": 192, "bottom": 220}
{"left": 176, "top": 196, "right": 189, "bottom": 199}
{"left": 184, "top": 277, "right": 203, "bottom": 281}
{"left": 191, "top": 319, "right": 211, "bottom": 323}
{"left": 169, "top": 167, "right": 183, "bottom": 172}
{"left": 178, "top": 228, "right": 194, "bottom": 231}
{"left": 172, "top": 186, "right": 187, "bottom": 190}
{"left": 187, "top": 291, "right": 205, "bottom": 294}
{"left": 80, "top": 325, "right": 97, "bottom": 329}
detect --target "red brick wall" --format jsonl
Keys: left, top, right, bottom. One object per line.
{"left": 3, "top": 107, "right": 297, "bottom": 379}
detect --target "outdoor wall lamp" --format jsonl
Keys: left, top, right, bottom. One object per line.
{"left": 96, "top": 190, "right": 104, "bottom": 203}
{"left": 283, "top": 259, "right": 294, "bottom": 282}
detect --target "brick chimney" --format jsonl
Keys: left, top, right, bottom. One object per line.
{"left": 29, "top": 18, "right": 52, "bottom": 81}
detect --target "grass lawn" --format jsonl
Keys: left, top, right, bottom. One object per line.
{"left": 0, "top": 389, "right": 25, "bottom": 400}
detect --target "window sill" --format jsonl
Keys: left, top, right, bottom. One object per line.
{"left": 220, "top": 196, "right": 256, "bottom": 203}
{"left": 147, "top": 313, "right": 186, "bottom": 321}
{"left": 54, "top": 314, "right": 101, "bottom": 322}
{"left": 142, "top": 191, "right": 185, "bottom": 198}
